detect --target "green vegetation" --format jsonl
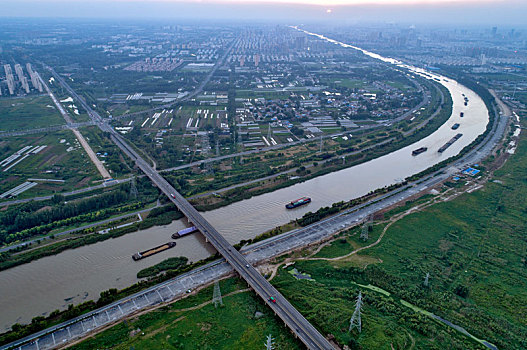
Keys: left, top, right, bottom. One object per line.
{"left": 0, "top": 245, "right": 220, "bottom": 348}
{"left": 270, "top": 123, "right": 527, "bottom": 349}
{"left": 0, "top": 96, "right": 64, "bottom": 131}
{"left": 0, "top": 130, "right": 100, "bottom": 196}
{"left": 137, "top": 256, "right": 189, "bottom": 278}
{"left": 0, "top": 189, "right": 130, "bottom": 244}
{"left": 71, "top": 278, "right": 302, "bottom": 350}
{"left": 0, "top": 201, "right": 178, "bottom": 272}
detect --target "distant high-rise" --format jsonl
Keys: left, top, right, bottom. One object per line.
{"left": 3, "top": 64, "right": 15, "bottom": 95}
{"left": 254, "top": 54, "right": 260, "bottom": 67}
{"left": 491, "top": 26, "right": 498, "bottom": 36}
{"left": 295, "top": 36, "right": 306, "bottom": 50}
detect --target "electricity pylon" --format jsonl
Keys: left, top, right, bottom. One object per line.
{"left": 349, "top": 291, "right": 363, "bottom": 333}
{"left": 423, "top": 272, "right": 430, "bottom": 287}
{"left": 264, "top": 334, "right": 275, "bottom": 350}
{"left": 212, "top": 280, "right": 223, "bottom": 308}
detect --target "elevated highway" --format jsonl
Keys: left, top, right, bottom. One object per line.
{"left": 110, "top": 132, "right": 334, "bottom": 349}
{"left": 44, "top": 49, "right": 334, "bottom": 349}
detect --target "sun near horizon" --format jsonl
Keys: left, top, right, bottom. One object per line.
{"left": 149, "top": 0, "right": 499, "bottom": 6}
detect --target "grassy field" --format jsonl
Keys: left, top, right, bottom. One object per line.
{"left": 72, "top": 278, "right": 302, "bottom": 350}
{"left": 271, "top": 123, "right": 527, "bottom": 349}
{"left": 75, "top": 120, "right": 527, "bottom": 349}
{"left": 0, "top": 130, "right": 100, "bottom": 196}
{"left": 0, "top": 96, "right": 64, "bottom": 131}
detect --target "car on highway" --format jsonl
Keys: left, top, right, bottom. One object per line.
{"left": 171, "top": 194, "right": 176, "bottom": 199}
{"left": 269, "top": 296, "right": 276, "bottom": 303}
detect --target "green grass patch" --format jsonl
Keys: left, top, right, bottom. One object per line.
{"left": 0, "top": 96, "right": 64, "bottom": 131}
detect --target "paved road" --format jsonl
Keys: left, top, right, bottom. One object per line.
{"left": 109, "top": 38, "right": 238, "bottom": 123}
{"left": 3, "top": 101, "right": 509, "bottom": 350}
{"left": 0, "top": 177, "right": 130, "bottom": 207}
{"left": 0, "top": 203, "right": 155, "bottom": 254}
{"left": 43, "top": 45, "right": 334, "bottom": 349}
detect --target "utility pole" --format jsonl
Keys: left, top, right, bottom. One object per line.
{"left": 349, "top": 291, "right": 363, "bottom": 333}
{"left": 319, "top": 134, "right": 323, "bottom": 153}
{"left": 212, "top": 280, "right": 223, "bottom": 308}
{"left": 423, "top": 272, "right": 430, "bottom": 288}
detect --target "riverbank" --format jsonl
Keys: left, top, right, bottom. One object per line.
{"left": 63, "top": 127, "right": 519, "bottom": 349}
{"left": 0, "top": 34, "right": 493, "bottom": 335}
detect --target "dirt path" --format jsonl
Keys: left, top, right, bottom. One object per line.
{"left": 40, "top": 73, "right": 111, "bottom": 180}
{"left": 72, "top": 128, "right": 111, "bottom": 179}
{"left": 63, "top": 286, "right": 249, "bottom": 348}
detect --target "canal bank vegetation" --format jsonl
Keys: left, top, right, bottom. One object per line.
{"left": 0, "top": 178, "right": 170, "bottom": 271}
{"left": 264, "top": 119, "right": 525, "bottom": 350}
{"left": 136, "top": 256, "right": 189, "bottom": 278}
{"left": 71, "top": 278, "right": 303, "bottom": 350}
{"left": 172, "top": 82, "right": 450, "bottom": 212}
{"left": 0, "top": 252, "right": 221, "bottom": 347}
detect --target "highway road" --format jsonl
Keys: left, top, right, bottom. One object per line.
{"left": 110, "top": 132, "right": 335, "bottom": 349}
{"left": 2, "top": 85, "right": 510, "bottom": 350}
{"left": 6, "top": 34, "right": 508, "bottom": 350}
{"left": 43, "top": 45, "right": 334, "bottom": 349}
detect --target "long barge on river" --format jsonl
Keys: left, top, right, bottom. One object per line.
{"left": 412, "top": 147, "right": 427, "bottom": 156}
{"left": 172, "top": 226, "right": 199, "bottom": 239}
{"left": 438, "top": 133, "right": 463, "bottom": 153}
{"left": 286, "top": 197, "right": 311, "bottom": 209}
{"left": 132, "top": 242, "right": 176, "bottom": 261}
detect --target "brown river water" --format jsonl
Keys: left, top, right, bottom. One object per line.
{"left": 0, "top": 38, "right": 489, "bottom": 331}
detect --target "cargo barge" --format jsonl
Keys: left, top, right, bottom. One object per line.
{"left": 412, "top": 147, "right": 428, "bottom": 156}
{"left": 451, "top": 123, "right": 460, "bottom": 130}
{"left": 171, "top": 226, "right": 198, "bottom": 239}
{"left": 132, "top": 242, "right": 176, "bottom": 261}
{"left": 286, "top": 197, "right": 311, "bottom": 209}
{"left": 438, "top": 133, "right": 463, "bottom": 153}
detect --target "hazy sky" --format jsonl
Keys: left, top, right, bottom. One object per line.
{"left": 2, "top": 0, "right": 526, "bottom": 26}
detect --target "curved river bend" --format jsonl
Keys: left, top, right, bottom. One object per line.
{"left": 0, "top": 32, "right": 489, "bottom": 331}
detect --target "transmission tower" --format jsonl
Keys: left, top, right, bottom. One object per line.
{"left": 360, "top": 215, "right": 372, "bottom": 241}
{"left": 319, "top": 134, "right": 323, "bottom": 153}
{"left": 129, "top": 178, "right": 138, "bottom": 199}
{"left": 349, "top": 291, "right": 363, "bottom": 333}
{"left": 267, "top": 123, "right": 272, "bottom": 140}
{"left": 212, "top": 280, "right": 223, "bottom": 308}
{"left": 423, "top": 272, "right": 430, "bottom": 287}
{"left": 264, "top": 334, "right": 275, "bottom": 350}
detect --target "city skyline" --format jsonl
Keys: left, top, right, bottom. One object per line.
{"left": 1, "top": 0, "right": 526, "bottom": 26}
